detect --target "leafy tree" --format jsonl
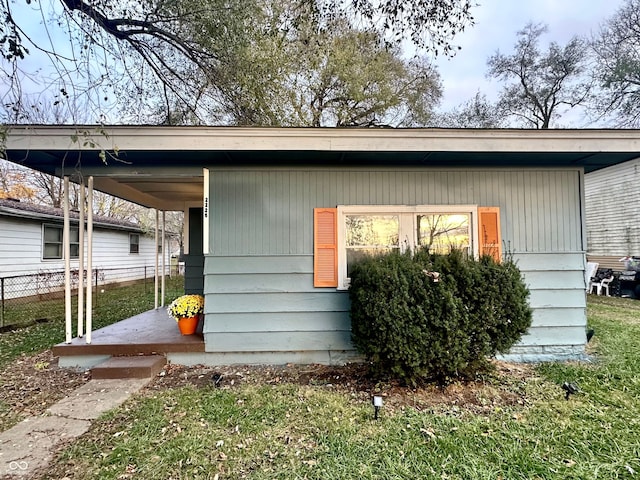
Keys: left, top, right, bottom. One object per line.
{"left": 344, "top": 0, "right": 474, "bottom": 54}
{"left": 590, "top": 0, "right": 640, "bottom": 127}
{"left": 0, "top": 0, "right": 472, "bottom": 124}
{"left": 433, "top": 91, "right": 505, "bottom": 128}
{"left": 0, "top": 160, "right": 36, "bottom": 199}
{"left": 210, "top": 5, "right": 442, "bottom": 127}
{"left": 487, "top": 23, "right": 590, "bottom": 129}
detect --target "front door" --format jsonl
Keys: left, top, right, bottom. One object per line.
{"left": 184, "top": 207, "right": 204, "bottom": 294}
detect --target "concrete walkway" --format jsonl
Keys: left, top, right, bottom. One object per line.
{"left": 0, "top": 378, "right": 150, "bottom": 479}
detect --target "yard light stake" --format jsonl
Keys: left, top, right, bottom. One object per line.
{"left": 373, "top": 396, "right": 383, "bottom": 420}
{"left": 561, "top": 382, "right": 579, "bottom": 400}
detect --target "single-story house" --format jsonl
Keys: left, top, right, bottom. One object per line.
{"left": 0, "top": 197, "right": 172, "bottom": 299}
{"left": 4, "top": 126, "right": 640, "bottom": 364}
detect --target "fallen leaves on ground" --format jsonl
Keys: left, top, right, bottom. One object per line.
{"left": 0, "top": 350, "right": 90, "bottom": 432}
{"left": 0, "top": 351, "right": 537, "bottom": 437}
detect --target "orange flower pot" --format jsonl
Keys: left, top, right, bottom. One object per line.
{"left": 177, "top": 316, "right": 199, "bottom": 335}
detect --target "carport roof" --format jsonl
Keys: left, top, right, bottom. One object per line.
{"left": 4, "top": 125, "right": 640, "bottom": 210}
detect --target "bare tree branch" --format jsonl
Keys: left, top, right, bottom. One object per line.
{"left": 590, "top": 0, "right": 640, "bottom": 127}
{"left": 487, "top": 22, "right": 591, "bottom": 129}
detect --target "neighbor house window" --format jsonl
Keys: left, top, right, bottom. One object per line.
{"left": 43, "top": 224, "right": 79, "bottom": 260}
{"left": 313, "top": 205, "right": 501, "bottom": 289}
{"left": 129, "top": 233, "right": 140, "bottom": 254}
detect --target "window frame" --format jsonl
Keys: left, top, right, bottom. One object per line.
{"left": 129, "top": 233, "right": 140, "bottom": 254}
{"left": 42, "top": 224, "right": 80, "bottom": 260}
{"left": 336, "top": 205, "right": 479, "bottom": 289}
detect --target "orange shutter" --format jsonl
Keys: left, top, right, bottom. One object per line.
{"left": 314, "top": 208, "right": 338, "bottom": 287}
{"left": 478, "top": 207, "right": 502, "bottom": 262}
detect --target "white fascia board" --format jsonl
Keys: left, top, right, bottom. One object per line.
{"left": 6, "top": 125, "right": 640, "bottom": 153}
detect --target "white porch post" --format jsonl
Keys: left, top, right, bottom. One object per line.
{"left": 86, "top": 177, "right": 94, "bottom": 344}
{"left": 63, "top": 177, "right": 72, "bottom": 343}
{"left": 77, "top": 179, "right": 85, "bottom": 338}
{"left": 161, "top": 210, "right": 166, "bottom": 307}
{"left": 154, "top": 209, "right": 159, "bottom": 309}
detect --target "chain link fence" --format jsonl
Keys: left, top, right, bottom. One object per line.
{"left": 0, "top": 265, "right": 183, "bottom": 329}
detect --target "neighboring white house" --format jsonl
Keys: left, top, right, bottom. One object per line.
{"left": 0, "top": 197, "right": 171, "bottom": 299}
{"left": 585, "top": 157, "right": 640, "bottom": 270}
{"left": 584, "top": 157, "right": 640, "bottom": 299}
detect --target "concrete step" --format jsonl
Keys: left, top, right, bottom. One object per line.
{"left": 92, "top": 355, "right": 166, "bottom": 379}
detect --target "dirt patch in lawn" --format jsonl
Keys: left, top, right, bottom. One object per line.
{"left": 146, "top": 360, "right": 535, "bottom": 414}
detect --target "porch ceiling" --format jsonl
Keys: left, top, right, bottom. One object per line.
{"left": 5, "top": 126, "right": 640, "bottom": 210}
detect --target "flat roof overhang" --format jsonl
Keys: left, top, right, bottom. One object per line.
{"left": 4, "top": 126, "right": 640, "bottom": 210}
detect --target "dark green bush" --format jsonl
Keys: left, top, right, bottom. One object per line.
{"left": 349, "top": 250, "right": 532, "bottom": 384}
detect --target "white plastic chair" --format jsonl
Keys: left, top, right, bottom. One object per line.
{"left": 585, "top": 262, "right": 599, "bottom": 293}
{"left": 590, "top": 275, "right": 614, "bottom": 296}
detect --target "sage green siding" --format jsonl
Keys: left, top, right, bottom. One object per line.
{"left": 204, "top": 168, "right": 587, "bottom": 363}
{"left": 204, "top": 255, "right": 353, "bottom": 360}
{"left": 510, "top": 252, "right": 587, "bottom": 361}
{"left": 210, "top": 169, "right": 583, "bottom": 255}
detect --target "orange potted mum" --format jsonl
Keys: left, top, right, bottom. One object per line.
{"left": 167, "top": 294, "right": 204, "bottom": 335}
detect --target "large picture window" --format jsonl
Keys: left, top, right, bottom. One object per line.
{"left": 337, "top": 206, "right": 479, "bottom": 288}
{"left": 43, "top": 224, "right": 79, "bottom": 260}
{"left": 313, "top": 205, "right": 501, "bottom": 289}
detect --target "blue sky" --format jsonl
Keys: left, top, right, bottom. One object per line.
{"left": 434, "top": 0, "right": 627, "bottom": 123}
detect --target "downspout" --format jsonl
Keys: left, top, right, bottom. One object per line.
{"left": 86, "top": 177, "right": 94, "bottom": 344}
{"left": 63, "top": 176, "right": 72, "bottom": 343}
